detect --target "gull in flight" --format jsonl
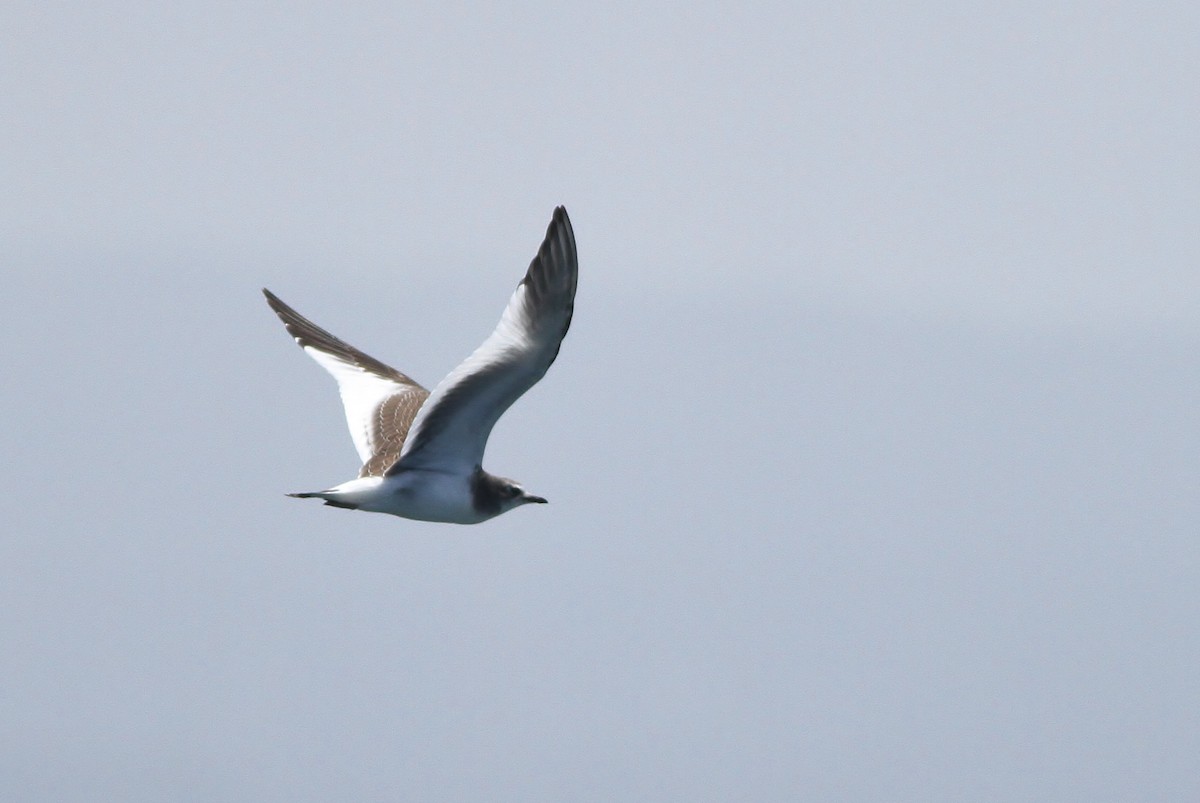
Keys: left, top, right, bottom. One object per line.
{"left": 263, "top": 206, "right": 577, "bottom": 524}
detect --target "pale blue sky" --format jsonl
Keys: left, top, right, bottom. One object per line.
{"left": 2, "top": 2, "right": 1197, "bottom": 800}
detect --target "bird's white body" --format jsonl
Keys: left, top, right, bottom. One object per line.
{"left": 320, "top": 471, "right": 487, "bottom": 524}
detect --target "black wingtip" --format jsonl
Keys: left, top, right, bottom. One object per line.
{"left": 552, "top": 205, "right": 571, "bottom": 233}
{"left": 262, "top": 288, "right": 291, "bottom": 318}
{"left": 262, "top": 287, "right": 288, "bottom": 312}
{"left": 532, "top": 206, "right": 577, "bottom": 274}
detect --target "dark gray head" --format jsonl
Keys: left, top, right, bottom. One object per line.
{"left": 470, "top": 468, "right": 547, "bottom": 519}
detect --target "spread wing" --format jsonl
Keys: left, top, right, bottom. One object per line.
{"left": 389, "top": 206, "right": 578, "bottom": 476}
{"left": 262, "top": 289, "right": 430, "bottom": 478}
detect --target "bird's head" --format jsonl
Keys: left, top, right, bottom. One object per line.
{"left": 498, "top": 479, "right": 548, "bottom": 511}
{"left": 473, "top": 469, "right": 548, "bottom": 519}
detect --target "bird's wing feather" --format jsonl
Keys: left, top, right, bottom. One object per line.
{"left": 262, "top": 289, "right": 429, "bottom": 477}
{"left": 390, "top": 206, "right": 577, "bottom": 476}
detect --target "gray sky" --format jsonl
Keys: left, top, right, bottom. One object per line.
{"left": 2, "top": 2, "right": 1197, "bottom": 800}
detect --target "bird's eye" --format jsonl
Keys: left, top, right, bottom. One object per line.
{"left": 509, "top": 486, "right": 522, "bottom": 498}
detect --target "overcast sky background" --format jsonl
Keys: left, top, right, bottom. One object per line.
{"left": 2, "top": 2, "right": 1197, "bottom": 800}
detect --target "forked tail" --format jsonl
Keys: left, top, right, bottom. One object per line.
{"left": 286, "top": 491, "right": 360, "bottom": 510}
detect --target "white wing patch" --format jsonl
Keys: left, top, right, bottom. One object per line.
{"left": 393, "top": 206, "right": 577, "bottom": 476}
{"left": 301, "top": 345, "right": 414, "bottom": 465}
{"left": 398, "top": 283, "right": 538, "bottom": 470}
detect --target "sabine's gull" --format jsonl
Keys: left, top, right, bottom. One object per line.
{"left": 263, "top": 206, "right": 577, "bottom": 523}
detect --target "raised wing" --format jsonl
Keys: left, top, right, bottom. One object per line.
{"left": 262, "top": 289, "right": 430, "bottom": 477}
{"left": 390, "top": 206, "right": 577, "bottom": 476}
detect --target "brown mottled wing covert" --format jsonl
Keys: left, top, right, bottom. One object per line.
{"left": 359, "top": 390, "right": 428, "bottom": 477}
